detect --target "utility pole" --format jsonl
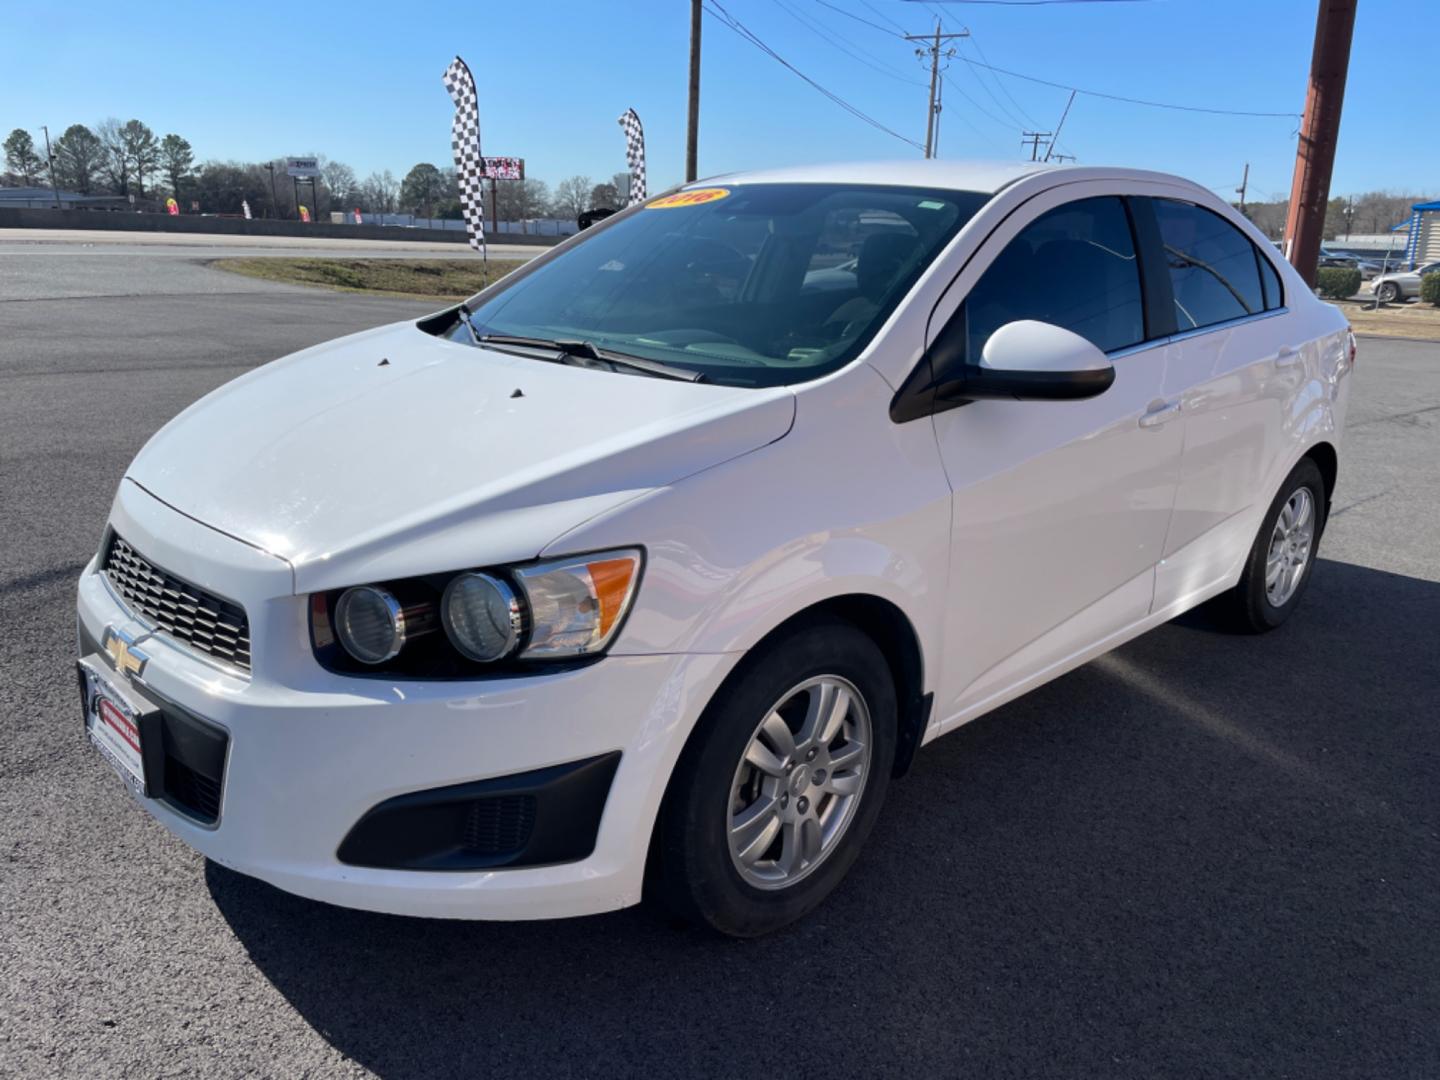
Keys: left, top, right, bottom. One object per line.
{"left": 1236, "top": 162, "right": 1249, "bottom": 214}
{"left": 906, "top": 22, "right": 968, "bottom": 159}
{"left": 1021, "top": 132, "right": 1052, "bottom": 162}
{"left": 686, "top": 0, "right": 702, "bottom": 182}
{"left": 40, "top": 124, "right": 61, "bottom": 210}
{"left": 1283, "top": 0, "right": 1357, "bottom": 287}
{"left": 1043, "top": 90, "right": 1075, "bottom": 162}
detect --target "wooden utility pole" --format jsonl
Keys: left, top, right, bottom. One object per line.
{"left": 905, "top": 23, "right": 968, "bottom": 159}
{"left": 686, "top": 0, "right": 702, "bottom": 182}
{"left": 1021, "top": 132, "right": 1052, "bottom": 162}
{"left": 1283, "top": 0, "right": 1357, "bottom": 287}
{"left": 1237, "top": 162, "right": 1249, "bottom": 214}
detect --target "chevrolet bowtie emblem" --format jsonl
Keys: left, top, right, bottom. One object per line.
{"left": 101, "top": 626, "right": 149, "bottom": 680}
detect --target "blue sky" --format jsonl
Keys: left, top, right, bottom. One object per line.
{"left": 2, "top": 0, "right": 1434, "bottom": 205}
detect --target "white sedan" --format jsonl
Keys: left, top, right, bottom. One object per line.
{"left": 76, "top": 161, "right": 1353, "bottom": 936}
{"left": 1371, "top": 260, "right": 1440, "bottom": 303}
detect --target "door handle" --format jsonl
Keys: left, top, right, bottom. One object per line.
{"left": 1138, "top": 400, "right": 1181, "bottom": 429}
{"left": 1275, "top": 346, "right": 1303, "bottom": 369}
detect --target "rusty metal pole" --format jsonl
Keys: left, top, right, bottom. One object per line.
{"left": 1283, "top": 0, "right": 1357, "bottom": 288}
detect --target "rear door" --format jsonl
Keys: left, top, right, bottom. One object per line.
{"left": 1138, "top": 197, "right": 1301, "bottom": 612}
{"left": 926, "top": 187, "right": 1184, "bottom": 727}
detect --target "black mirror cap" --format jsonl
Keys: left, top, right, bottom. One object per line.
{"left": 890, "top": 359, "right": 1114, "bottom": 422}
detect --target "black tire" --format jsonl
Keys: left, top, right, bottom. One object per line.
{"left": 1217, "top": 457, "right": 1326, "bottom": 633}
{"left": 1376, "top": 281, "right": 1399, "bottom": 304}
{"left": 650, "top": 618, "right": 897, "bottom": 937}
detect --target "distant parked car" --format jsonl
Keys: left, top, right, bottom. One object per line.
{"left": 1371, "top": 261, "right": 1440, "bottom": 303}
{"left": 1318, "top": 247, "right": 1359, "bottom": 269}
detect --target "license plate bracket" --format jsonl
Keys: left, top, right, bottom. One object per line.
{"left": 78, "top": 653, "right": 163, "bottom": 798}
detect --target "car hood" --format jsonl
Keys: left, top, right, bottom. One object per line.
{"left": 127, "top": 321, "right": 795, "bottom": 593}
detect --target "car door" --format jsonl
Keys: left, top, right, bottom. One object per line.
{"left": 923, "top": 189, "right": 1184, "bottom": 729}
{"left": 1139, "top": 197, "right": 1301, "bottom": 612}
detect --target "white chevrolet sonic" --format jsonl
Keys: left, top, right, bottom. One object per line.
{"left": 77, "top": 162, "right": 1353, "bottom": 936}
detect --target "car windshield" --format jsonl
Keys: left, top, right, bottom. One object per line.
{"left": 456, "top": 183, "right": 989, "bottom": 388}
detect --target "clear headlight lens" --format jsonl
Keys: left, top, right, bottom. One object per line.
{"left": 442, "top": 572, "right": 524, "bottom": 662}
{"left": 334, "top": 585, "right": 406, "bottom": 664}
{"left": 515, "top": 549, "right": 643, "bottom": 658}
{"left": 316, "top": 548, "right": 642, "bottom": 672}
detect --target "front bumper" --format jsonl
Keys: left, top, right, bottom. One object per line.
{"left": 76, "top": 482, "right": 731, "bottom": 920}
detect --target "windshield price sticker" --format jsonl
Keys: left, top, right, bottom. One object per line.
{"left": 647, "top": 188, "right": 731, "bottom": 210}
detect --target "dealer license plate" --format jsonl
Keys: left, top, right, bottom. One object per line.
{"left": 78, "top": 654, "right": 157, "bottom": 798}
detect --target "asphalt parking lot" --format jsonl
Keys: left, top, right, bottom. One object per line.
{"left": 2, "top": 241, "right": 1437, "bottom": 1078}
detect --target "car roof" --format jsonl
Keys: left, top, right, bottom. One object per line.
{"left": 695, "top": 159, "right": 1206, "bottom": 197}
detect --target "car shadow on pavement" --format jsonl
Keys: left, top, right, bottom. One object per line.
{"left": 207, "top": 557, "right": 1439, "bottom": 1079}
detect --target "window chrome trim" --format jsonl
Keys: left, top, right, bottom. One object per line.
{"left": 1160, "top": 305, "right": 1290, "bottom": 346}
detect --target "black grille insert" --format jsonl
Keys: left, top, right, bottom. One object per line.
{"left": 463, "top": 795, "right": 537, "bottom": 856}
{"left": 102, "top": 533, "right": 251, "bottom": 673}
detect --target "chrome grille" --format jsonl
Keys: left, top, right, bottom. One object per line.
{"left": 102, "top": 533, "right": 252, "bottom": 673}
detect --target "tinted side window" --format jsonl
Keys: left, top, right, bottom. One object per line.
{"left": 1257, "top": 250, "right": 1283, "bottom": 311}
{"left": 965, "top": 196, "right": 1144, "bottom": 358}
{"left": 1154, "top": 200, "right": 1265, "bottom": 329}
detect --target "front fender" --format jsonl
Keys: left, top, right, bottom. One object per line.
{"left": 542, "top": 363, "right": 953, "bottom": 689}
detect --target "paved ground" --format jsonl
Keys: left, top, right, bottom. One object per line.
{"left": 2, "top": 246, "right": 1437, "bottom": 1079}
{"left": 0, "top": 231, "right": 543, "bottom": 303}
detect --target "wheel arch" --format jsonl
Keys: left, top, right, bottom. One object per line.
{"left": 1303, "top": 440, "right": 1339, "bottom": 528}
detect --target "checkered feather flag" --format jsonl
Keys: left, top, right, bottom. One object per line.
{"left": 442, "top": 56, "right": 486, "bottom": 254}
{"left": 617, "top": 108, "right": 647, "bottom": 207}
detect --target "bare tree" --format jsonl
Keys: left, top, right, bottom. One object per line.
{"left": 611, "top": 171, "right": 632, "bottom": 205}
{"left": 359, "top": 169, "right": 399, "bottom": 214}
{"left": 321, "top": 160, "right": 358, "bottom": 212}
{"left": 552, "top": 174, "right": 594, "bottom": 221}
{"left": 590, "top": 182, "right": 621, "bottom": 210}
{"left": 95, "top": 118, "right": 129, "bottom": 196}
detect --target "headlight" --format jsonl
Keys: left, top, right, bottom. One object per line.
{"left": 334, "top": 585, "right": 406, "bottom": 664}
{"left": 312, "top": 548, "right": 643, "bottom": 675}
{"left": 442, "top": 572, "right": 525, "bottom": 661}
{"left": 515, "top": 550, "right": 642, "bottom": 658}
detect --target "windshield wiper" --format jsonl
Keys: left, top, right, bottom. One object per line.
{"left": 477, "top": 334, "right": 705, "bottom": 383}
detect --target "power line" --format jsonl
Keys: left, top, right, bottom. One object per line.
{"left": 953, "top": 54, "right": 1300, "bottom": 118}
{"left": 775, "top": 0, "right": 925, "bottom": 84}
{"left": 858, "top": 0, "right": 908, "bottom": 32}
{"left": 911, "top": 0, "right": 1153, "bottom": 6}
{"left": 941, "top": 70, "right": 1017, "bottom": 134}
{"left": 964, "top": 31, "right": 1042, "bottom": 128}
{"left": 812, "top": 0, "right": 905, "bottom": 37}
{"left": 704, "top": 0, "right": 925, "bottom": 150}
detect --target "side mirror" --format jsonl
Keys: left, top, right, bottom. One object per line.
{"left": 938, "top": 319, "right": 1115, "bottom": 403}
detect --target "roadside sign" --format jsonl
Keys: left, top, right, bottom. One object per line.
{"left": 165, "top": 197, "right": 179, "bottom": 216}
{"left": 286, "top": 157, "right": 321, "bottom": 178}
{"left": 299, "top": 205, "right": 310, "bottom": 223}
{"left": 481, "top": 157, "right": 524, "bottom": 180}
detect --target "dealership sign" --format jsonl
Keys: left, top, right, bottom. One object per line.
{"left": 286, "top": 157, "right": 322, "bottom": 178}
{"left": 481, "top": 156, "right": 524, "bottom": 180}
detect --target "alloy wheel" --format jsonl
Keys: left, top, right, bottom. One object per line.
{"left": 1266, "top": 486, "right": 1315, "bottom": 607}
{"left": 727, "top": 675, "right": 872, "bottom": 890}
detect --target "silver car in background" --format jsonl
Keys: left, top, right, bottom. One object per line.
{"left": 1371, "top": 260, "right": 1440, "bottom": 303}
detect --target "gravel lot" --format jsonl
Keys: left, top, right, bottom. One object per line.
{"left": 2, "top": 243, "right": 1437, "bottom": 1078}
